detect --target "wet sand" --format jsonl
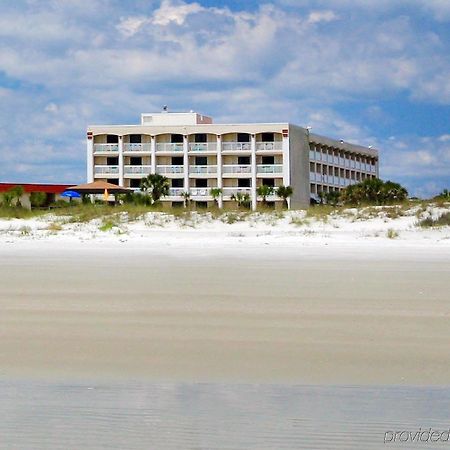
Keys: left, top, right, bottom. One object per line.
{"left": 0, "top": 244, "right": 449, "bottom": 384}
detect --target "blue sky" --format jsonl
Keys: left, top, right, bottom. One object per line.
{"left": 0, "top": 0, "right": 449, "bottom": 197}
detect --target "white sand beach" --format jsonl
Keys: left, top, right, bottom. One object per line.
{"left": 0, "top": 205, "right": 449, "bottom": 384}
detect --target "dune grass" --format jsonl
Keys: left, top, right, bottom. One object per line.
{"left": 417, "top": 212, "right": 450, "bottom": 228}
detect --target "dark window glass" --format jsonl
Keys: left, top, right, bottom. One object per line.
{"left": 107, "top": 157, "right": 119, "bottom": 165}
{"left": 262, "top": 178, "right": 275, "bottom": 187}
{"left": 107, "top": 179, "right": 119, "bottom": 185}
{"left": 171, "top": 134, "right": 183, "bottom": 143}
{"left": 172, "top": 201, "right": 184, "bottom": 208}
{"left": 194, "top": 134, "right": 207, "bottom": 143}
{"left": 106, "top": 135, "right": 119, "bottom": 144}
{"left": 195, "top": 179, "right": 208, "bottom": 188}
{"left": 238, "top": 178, "right": 251, "bottom": 188}
{"left": 172, "top": 179, "right": 184, "bottom": 188}
{"left": 172, "top": 156, "right": 184, "bottom": 165}
{"left": 237, "top": 133, "right": 250, "bottom": 143}
{"left": 195, "top": 156, "right": 207, "bottom": 165}
{"left": 238, "top": 156, "right": 250, "bottom": 165}
{"left": 130, "top": 179, "right": 141, "bottom": 188}
{"left": 130, "top": 157, "right": 142, "bottom": 166}
{"left": 196, "top": 201, "right": 208, "bottom": 209}
{"left": 262, "top": 156, "right": 275, "bottom": 164}
{"left": 261, "top": 132, "right": 274, "bottom": 142}
{"left": 129, "top": 134, "right": 142, "bottom": 144}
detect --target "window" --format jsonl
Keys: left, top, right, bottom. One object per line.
{"left": 130, "top": 179, "right": 141, "bottom": 188}
{"left": 172, "top": 179, "right": 183, "bottom": 188}
{"left": 129, "top": 134, "right": 141, "bottom": 144}
{"left": 196, "top": 201, "right": 208, "bottom": 209}
{"left": 261, "top": 132, "right": 274, "bottom": 142}
{"left": 238, "top": 156, "right": 250, "bottom": 165}
{"left": 194, "top": 133, "right": 207, "bottom": 143}
{"left": 238, "top": 178, "right": 251, "bottom": 188}
{"left": 107, "top": 179, "right": 119, "bottom": 185}
{"left": 171, "top": 134, "right": 183, "bottom": 143}
{"left": 262, "top": 156, "right": 275, "bottom": 165}
{"left": 107, "top": 157, "right": 119, "bottom": 165}
{"left": 195, "top": 179, "right": 208, "bottom": 188}
{"left": 106, "top": 135, "right": 118, "bottom": 144}
{"left": 130, "top": 157, "right": 142, "bottom": 166}
{"left": 263, "top": 179, "right": 275, "bottom": 187}
{"left": 172, "top": 156, "right": 184, "bottom": 165}
{"left": 172, "top": 201, "right": 183, "bottom": 208}
{"left": 195, "top": 156, "right": 207, "bottom": 165}
{"left": 237, "top": 133, "right": 250, "bottom": 143}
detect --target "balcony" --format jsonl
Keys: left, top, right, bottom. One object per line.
{"left": 93, "top": 144, "right": 119, "bottom": 153}
{"left": 156, "top": 165, "right": 184, "bottom": 175}
{"left": 190, "top": 188, "right": 211, "bottom": 197}
{"left": 256, "top": 164, "right": 283, "bottom": 175}
{"left": 124, "top": 165, "right": 151, "bottom": 175}
{"left": 222, "top": 187, "right": 252, "bottom": 198}
{"left": 124, "top": 143, "right": 151, "bottom": 153}
{"left": 256, "top": 141, "right": 283, "bottom": 152}
{"left": 189, "top": 143, "right": 217, "bottom": 153}
{"left": 168, "top": 188, "right": 185, "bottom": 197}
{"left": 222, "top": 142, "right": 251, "bottom": 153}
{"left": 222, "top": 165, "right": 252, "bottom": 176}
{"left": 156, "top": 143, "right": 183, "bottom": 153}
{"left": 189, "top": 165, "right": 217, "bottom": 175}
{"left": 94, "top": 165, "right": 119, "bottom": 175}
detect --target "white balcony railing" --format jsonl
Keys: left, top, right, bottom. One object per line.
{"left": 124, "top": 165, "right": 151, "bottom": 175}
{"left": 256, "top": 141, "right": 283, "bottom": 151}
{"left": 94, "top": 165, "right": 119, "bottom": 175}
{"left": 168, "top": 188, "right": 185, "bottom": 196}
{"left": 256, "top": 164, "right": 283, "bottom": 174}
{"left": 156, "top": 165, "right": 184, "bottom": 175}
{"left": 190, "top": 188, "right": 211, "bottom": 196}
{"left": 124, "top": 143, "right": 151, "bottom": 152}
{"left": 156, "top": 143, "right": 183, "bottom": 152}
{"left": 222, "top": 142, "right": 251, "bottom": 152}
{"left": 189, "top": 143, "right": 217, "bottom": 152}
{"left": 222, "top": 187, "right": 252, "bottom": 197}
{"left": 222, "top": 165, "right": 252, "bottom": 174}
{"left": 93, "top": 144, "right": 119, "bottom": 153}
{"left": 189, "top": 165, "right": 217, "bottom": 174}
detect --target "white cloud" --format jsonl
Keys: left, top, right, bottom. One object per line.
{"left": 152, "top": 0, "right": 204, "bottom": 26}
{"left": 307, "top": 10, "right": 338, "bottom": 24}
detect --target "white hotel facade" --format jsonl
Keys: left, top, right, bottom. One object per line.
{"left": 87, "top": 112, "right": 379, "bottom": 209}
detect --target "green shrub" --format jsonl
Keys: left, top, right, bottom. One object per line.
{"left": 418, "top": 212, "right": 450, "bottom": 228}
{"left": 341, "top": 178, "right": 408, "bottom": 205}
{"left": 30, "top": 192, "right": 47, "bottom": 208}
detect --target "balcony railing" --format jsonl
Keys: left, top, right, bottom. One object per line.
{"left": 156, "top": 143, "right": 183, "bottom": 152}
{"left": 156, "top": 165, "right": 184, "bottom": 175}
{"left": 124, "top": 165, "right": 151, "bottom": 175}
{"left": 222, "top": 187, "right": 252, "bottom": 197}
{"left": 189, "top": 165, "right": 217, "bottom": 174}
{"left": 168, "top": 188, "right": 185, "bottom": 196}
{"left": 124, "top": 143, "right": 151, "bottom": 152}
{"left": 257, "top": 164, "right": 283, "bottom": 174}
{"left": 190, "top": 188, "right": 211, "bottom": 196}
{"left": 93, "top": 144, "right": 119, "bottom": 153}
{"left": 222, "top": 165, "right": 252, "bottom": 174}
{"left": 256, "top": 141, "right": 283, "bottom": 151}
{"left": 222, "top": 142, "right": 251, "bottom": 152}
{"left": 189, "top": 143, "right": 217, "bottom": 152}
{"left": 94, "top": 165, "right": 119, "bottom": 175}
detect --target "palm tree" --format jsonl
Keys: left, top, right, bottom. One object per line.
{"left": 276, "top": 185, "right": 293, "bottom": 208}
{"left": 210, "top": 188, "right": 222, "bottom": 206}
{"left": 140, "top": 174, "right": 170, "bottom": 204}
{"left": 181, "top": 191, "right": 191, "bottom": 208}
{"left": 256, "top": 185, "right": 274, "bottom": 207}
{"left": 230, "top": 192, "right": 251, "bottom": 209}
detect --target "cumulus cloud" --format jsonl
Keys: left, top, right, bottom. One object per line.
{"left": 307, "top": 10, "right": 338, "bottom": 24}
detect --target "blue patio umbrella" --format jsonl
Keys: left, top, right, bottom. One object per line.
{"left": 61, "top": 190, "right": 81, "bottom": 198}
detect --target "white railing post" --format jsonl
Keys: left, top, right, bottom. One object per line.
{"left": 217, "top": 135, "right": 223, "bottom": 208}
{"left": 118, "top": 136, "right": 124, "bottom": 187}
{"left": 150, "top": 136, "right": 156, "bottom": 174}
{"left": 183, "top": 135, "right": 189, "bottom": 193}
{"left": 251, "top": 134, "right": 257, "bottom": 211}
{"left": 87, "top": 133, "right": 94, "bottom": 183}
{"left": 282, "top": 130, "right": 290, "bottom": 209}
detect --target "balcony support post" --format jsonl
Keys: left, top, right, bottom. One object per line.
{"left": 216, "top": 135, "right": 223, "bottom": 208}
{"left": 87, "top": 135, "right": 94, "bottom": 183}
{"left": 118, "top": 136, "right": 124, "bottom": 187}
{"left": 251, "top": 134, "right": 257, "bottom": 211}
{"left": 282, "top": 132, "right": 290, "bottom": 209}
{"left": 183, "top": 135, "right": 189, "bottom": 195}
{"left": 150, "top": 136, "right": 156, "bottom": 174}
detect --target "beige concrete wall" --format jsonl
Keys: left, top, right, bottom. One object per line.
{"left": 289, "top": 125, "right": 311, "bottom": 208}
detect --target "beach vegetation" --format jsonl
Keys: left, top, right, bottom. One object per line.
{"left": 256, "top": 185, "right": 274, "bottom": 206}
{"left": 30, "top": 192, "right": 47, "bottom": 208}
{"left": 210, "top": 188, "right": 222, "bottom": 206}
{"left": 140, "top": 174, "right": 170, "bottom": 204}
{"left": 276, "top": 185, "right": 293, "bottom": 208}
{"left": 417, "top": 212, "right": 450, "bottom": 228}
{"left": 386, "top": 228, "right": 399, "bottom": 239}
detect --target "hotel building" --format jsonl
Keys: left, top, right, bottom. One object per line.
{"left": 87, "top": 112, "right": 379, "bottom": 209}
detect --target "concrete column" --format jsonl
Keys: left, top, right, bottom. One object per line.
{"left": 86, "top": 133, "right": 94, "bottom": 183}
{"left": 183, "top": 135, "right": 189, "bottom": 194}
{"left": 282, "top": 133, "right": 290, "bottom": 209}
{"left": 216, "top": 135, "right": 223, "bottom": 208}
{"left": 251, "top": 134, "right": 257, "bottom": 211}
{"left": 150, "top": 135, "right": 156, "bottom": 174}
{"left": 118, "top": 136, "right": 124, "bottom": 187}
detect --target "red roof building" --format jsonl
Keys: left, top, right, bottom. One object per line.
{"left": 0, "top": 183, "right": 72, "bottom": 194}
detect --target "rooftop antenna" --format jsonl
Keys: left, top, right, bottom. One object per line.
{"left": 340, "top": 139, "right": 344, "bottom": 144}
{"left": 162, "top": 105, "right": 168, "bottom": 112}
